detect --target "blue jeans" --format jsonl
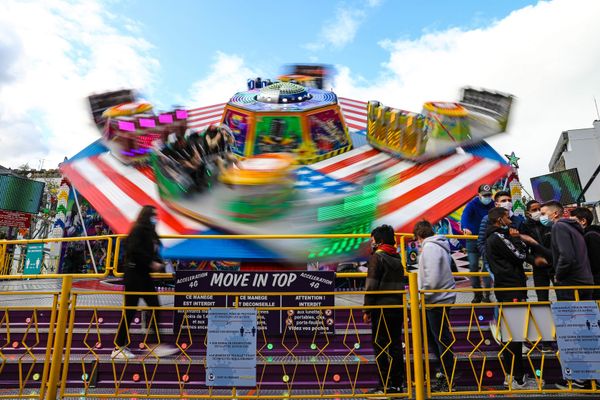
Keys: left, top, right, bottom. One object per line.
{"left": 466, "top": 241, "right": 491, "bottom": 290}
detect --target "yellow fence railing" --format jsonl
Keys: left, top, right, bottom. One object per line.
{"left": 1, "top": 233, "right": 598, "bottom": 399}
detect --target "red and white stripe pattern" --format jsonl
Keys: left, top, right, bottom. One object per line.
{"left": 186, "top": 98, "right": 368, "bottom": 132}
{"left": 310, "top": 144, "right": 511, "bottom": 234}
{"left": 61, "top": 153, "right": 206, "bottom": 236}
{"left": 61, "top": 99, "right": 509, "bottom": 240}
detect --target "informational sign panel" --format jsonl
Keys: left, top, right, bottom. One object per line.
{"left": 551, "top": 301, "right": 600, "bottom": 380}
{"left": 174, "top": 271, "right": 335, "bottom": 335}
{"left": 23, "top": 243, "right": 44, "bottom": 275}
{"left": 0, "top": 210, "right": 31, "bottom": 229}
{"left": 206, "top": 308, "right": 257, "bottom": 387}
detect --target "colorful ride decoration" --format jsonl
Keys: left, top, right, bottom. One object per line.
{"left": 367, "top": 87, "right": 514, "bottom": 160}
{"left": 102, "top": 102, "right": 188, "bottom": 164}
{"left": 504, "top": 151, "right": 526, "bottom": 217}
{"left": 221, "top": 82, "right": 353, "bottom": 164}
{"left": 219, "top": 154, "right": 297, "bottom": 223}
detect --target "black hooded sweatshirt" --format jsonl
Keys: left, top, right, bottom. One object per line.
{"left": 583, "top": 225, "right": 600, "bottom": 287}
{"left": 551, "top": 218, "right": 594, "bottom": 286}
{"left": 485, "top": 225, "right": 532, "bottom": 300}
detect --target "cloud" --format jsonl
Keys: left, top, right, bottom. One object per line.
{"left": 333, "top": 0, "right": 600, "bottom": 191}
{"left": 0, "top": 0, "right": 159, "bottom": 169}
{"left": 187, "top": 52, "right": 262, "bottom": 105}
{"left": 305, "top": 2, "right": 378, "bottom": 51}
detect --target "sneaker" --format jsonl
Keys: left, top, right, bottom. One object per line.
{"left": 554, "top": 379, "right": 590, "bottom": 390}
{"left": 111, "top": 346, "right": 135, "bottom": 359}
{"left": 431, "top": 378, "right": 455, "bottom": 392}
{"left": 365, "top": 387, "right": 387, "bottom": 399}
{"left": 472, "top": 293, "right": 483, "bottom": 303}
{"left": 507, "top": 376, "right": 544, "bottom": 390}
{"left": 538, "top": 343, "right": 555, "bottom": 353}
{"left": 145, "top": 343, "right": 179, "bottom": 357}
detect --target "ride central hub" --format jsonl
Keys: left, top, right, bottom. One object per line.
{"left": 221, "top": 82, "right": 353, "bottom": 164}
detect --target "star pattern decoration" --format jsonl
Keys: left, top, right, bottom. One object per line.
{"left": 505, "top": 151, "right": 520, "bottom": 168}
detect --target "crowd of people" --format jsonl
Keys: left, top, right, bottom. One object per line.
{"left": 364, "top": 187, "right": 600, "bottom": 395}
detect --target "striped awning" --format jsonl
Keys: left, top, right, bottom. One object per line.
{"left": 61, "top": 98, "right": 510, "bottom": 259}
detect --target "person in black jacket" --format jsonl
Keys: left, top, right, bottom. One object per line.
{"left": 540, "top": 201, "right": 594, "bottom": 301}
{"left": 113, "top": 205, "right": 178, "bottom": 359}
{"left": 570, "top": 207, "right": 600, "bottom": 299}
{"left": 519, "top": 200, "right": 553, "bottom": 301}
{"left": 485, "top": 207, "right": 540, "bottom": 390}
{"left": 363, "top": 224, "right": 405, "bottom": 396}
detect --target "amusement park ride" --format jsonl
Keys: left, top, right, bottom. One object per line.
{"left": 62, "top": 66, "right": 514, "bottom": 261}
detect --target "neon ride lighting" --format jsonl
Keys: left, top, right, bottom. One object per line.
{"left": 139, "top": 118, "right": 156, "bottom": 128}
{"left": 159, "top": 114, "right": 173, "bottom": 124}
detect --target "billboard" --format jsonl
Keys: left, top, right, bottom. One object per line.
{"left": 530, "top": 168, "right": 584, "bottom": 205}
{"left": 0, "top": 175, "right": 45, "bottom": 214}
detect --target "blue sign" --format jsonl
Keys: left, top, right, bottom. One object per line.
{"left": 551, "top": 301, "right": 600, "bottom": 380}
{"left": 24, "top": 243, "right": 44, "bottom": 275}
{"left": 206, "top": 308, "right": 257, "bottom": 387}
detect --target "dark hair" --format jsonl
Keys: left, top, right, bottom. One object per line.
{"left": 371, "top": 224, "right": 396, "bottom": 245}
{"left": 526, "top": 199, "right": 540, "bottom": 211}
{"left": 205, "top": 125, "right": 220, "bottom": 139}
{"left": 413, "top": 220, "right": 435, "bottom": 240}
{"left": 494, "top": 191, "right": 511, "bottom": 202}
{"left": 488, "top": 207, "right": 508, "bottom": 224}
{"left": 130, "top": 205, "right": 156, "bottom": 233}
{"left": 542, "top": 200, "right": 564, "bottom": 215}
{"left": 571, "top": 207, "right": 594, "bottom": 226}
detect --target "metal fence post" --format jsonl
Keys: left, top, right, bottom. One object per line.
{"left": 45, "top": 275, "right": 72, "bottom": 399}
{"left": 408, "top": 272, "right": 425, "bottom": 400}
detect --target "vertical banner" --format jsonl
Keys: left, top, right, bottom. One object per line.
{"left": 206, "top": 308, "right": 257, "bottom": 387}
{"left": 174, "top": 271, "right": 335, "bottom": 335}
{"left": 551, "top": 301, "right": 600, "bottom": 380}
{"left": 23, "top": 243, "right": 44, "bottom": 275}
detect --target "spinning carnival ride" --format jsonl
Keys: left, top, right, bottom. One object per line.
{"left": 61, "top": 80, "right": 513, "bottom": 261}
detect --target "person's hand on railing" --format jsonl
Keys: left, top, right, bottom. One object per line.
{"left": 150, "top": 261, "right": 164, "bottom": 272}
{"left": 462, "top": 228, "right": 472, "bottom": 235}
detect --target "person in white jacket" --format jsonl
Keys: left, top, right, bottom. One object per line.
{"left": 413, "top": 220, "right": 457, "bottom": 392}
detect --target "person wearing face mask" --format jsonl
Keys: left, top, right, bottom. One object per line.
{"left": 519, "top": 200, "right": 553, "bottom": 302}
{"left": 413, "top": 220, "right": 456, "bottom": 392}
{"left": 540, "top": 201, "right": 593, "bottom": 301}
{"left": 485, "top": 207, "right": 541, "bottom": 390}
{"left": 475, "top": 191, "right": 524, "bottom": 302}
{"left": 113, "top": 205, "right": 179, "bottom": 359}
{"left": 363, "top": 224, "right": 406, "bottom": 397}
{"left": 570, "top": 207, "right": 600, "bottom": 299}
{"left": 461, "top": 184, "right": 495, "bottom": 303}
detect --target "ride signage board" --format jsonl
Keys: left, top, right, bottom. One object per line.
{"left": 551, "top": 301, "right": 600, "bottom": 380}
{"left": 0, "top": 210, "right": 31, "bottom": 229}
{"left": 206, "top": 308, "right": 257, "bottom": 387}
{"left": 23, "top": 243, "right": 44, "bottom": 275}
{"left": 174, "top": 271, "right": 335, "bottom": 335}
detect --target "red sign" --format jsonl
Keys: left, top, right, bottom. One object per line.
{"left": 0, "top": 210, "right": 31, "bottom": 229}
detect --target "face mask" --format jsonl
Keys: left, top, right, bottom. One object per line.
{"left": 530, "top": 211, "right": 541, "bottom": 221}
{"left": 480, "top": 196, "right": 492, "bottom": 205}
{"left": 150, "top": 216, "right": 158, "bottom": 225}
{"left": 540, "top": 215, "right": 552, "bottom": 227}
{"left": 499, "top": 201, "right": 513, "bottom": 211}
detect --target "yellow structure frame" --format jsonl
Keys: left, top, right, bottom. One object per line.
{"left": 0, "top": 233, "right": 598, "bottom": 399}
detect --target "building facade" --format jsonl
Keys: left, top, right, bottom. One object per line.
{"left": 549, "top": 120, "right": 600, "bottom": 203}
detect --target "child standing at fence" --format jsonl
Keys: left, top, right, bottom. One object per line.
{"left": 363, "top": 224, "right": 406, "bottom": 397}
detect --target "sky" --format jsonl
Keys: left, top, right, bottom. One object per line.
{"left": 1, "top": 0, "right": 600, "bottom": 192}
